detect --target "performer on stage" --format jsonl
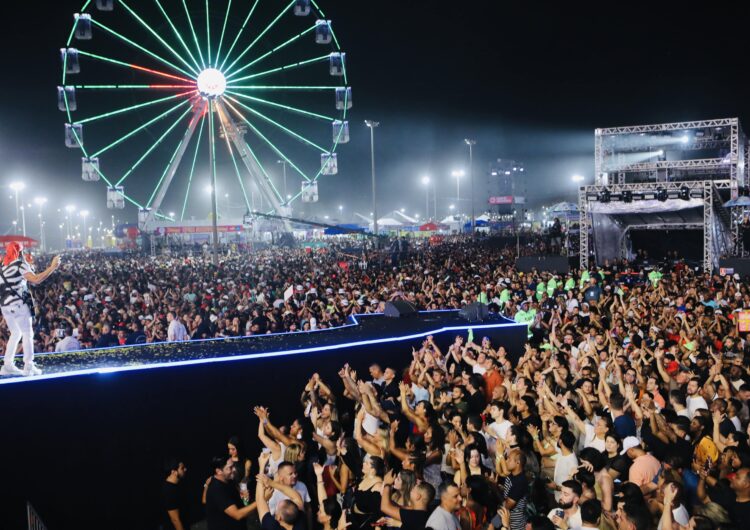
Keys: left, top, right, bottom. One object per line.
{"left": 0, "top": 243, "right": 61, "bottom": 376}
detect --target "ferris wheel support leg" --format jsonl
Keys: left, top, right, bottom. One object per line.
{"left": 141, "top": 100, "right": 208, "bottom": 233}
{"left": 215, "top": 100, "right": 292, "bottom": 232}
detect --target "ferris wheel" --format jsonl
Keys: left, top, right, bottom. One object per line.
{"left": 58, "top": 0, "right": 351, "bottom": 231}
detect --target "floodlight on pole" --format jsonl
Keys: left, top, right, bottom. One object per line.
{"left": 34, "top": 197, "right": 47, "bottom": 251}
{"left": 421, "top": 176, "right": 431, "bottom": 220}
{"left": 452, "top": 170, "right": 464, "bottom": 213}
{"left": 365, "top": 120, "right": 380, "bottom": 237}
{"left": 572, "top": 175, "right": 585, "bottom": 183}
{"left": 464, "top": 139, "right": 477, "bottom": 232}
{"left": 10, "top": 181, "right": 25, "bottom": 235}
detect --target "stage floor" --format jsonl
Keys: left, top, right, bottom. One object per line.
{"left": 0, "top": 310, "right": 526, "bottom": 386}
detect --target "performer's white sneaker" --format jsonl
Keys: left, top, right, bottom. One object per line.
{"left": 0, "top": 363, "right": 24, "bottom": 376}
{"left": 22, "top": 363, "right": 42, "bottom": 377}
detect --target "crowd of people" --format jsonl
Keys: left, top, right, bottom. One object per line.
{"left": 150, "top": 235, "right": 750, "bottom": 530}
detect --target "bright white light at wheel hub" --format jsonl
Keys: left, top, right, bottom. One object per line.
{"left": 197, "top": 69, "right": 226, "bottom": 98}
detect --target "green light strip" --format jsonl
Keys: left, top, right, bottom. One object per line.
{"left": 227, "top": 25, "right": 316, "bottom": 79}
{"left": 205, "top": 0, "right": 211, "bottom": 66}
{"left": 226, "top": 95, "right": 327, "bottom": 153}
{"left": 223, "top": 98, "right": 311, "bottom": 184}
{"left": 146, "top": 112, "right": 196, "bottom": 206}
{"left": 119, "top": 0, "right": 199, "bottom": 78}
{"left": 91, "top": 19, "right": 195, "bottom": 79}
{"left": 224, "top": 0, "right": 295, "bottom": 77}
{"left": 91, "top": 100, "right": 190, "bottom": 158}
{"left": 310, "top": 0, "right": 326, "bottom": 17}
{"left": 225, "top": 85, "right": 339, "bottom": 90}
{"left": 225, "top": 90, "right": 332, "bottom": 121}
{"left": 219, "top": 0, "right": 260, "bottom": 72}
{"left": 117, "top": 106, "right": 193, "bottom": 187}
{"left": 218, "top": 114, "right": 252, "bottom": 211}
{"left": 215, "top": 0, "right": 233, "bottom": 68}
{"left": 181, "top": 115, "right": 206, "bottom": 221}
{"left": 229, "top": 54, "right": 330, "bottom": 84}
{"left": 154, "top": 0, "right": 202, "bottom": 73}
{"left": 77, "top": 92, "right": 190, "bottom": 125}
{"left": 182, "top": 0, "right": 206, "bottom": 69}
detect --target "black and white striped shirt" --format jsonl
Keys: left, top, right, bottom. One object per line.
{"left": 1, "top": 259, "right": 33, "bottom": 307}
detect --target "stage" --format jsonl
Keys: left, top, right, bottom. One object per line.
{"left": 0, "top": 310, "right": 526, "bottom": 385}
{"left": 0, "top": 310, "right": 526, "bottom": 530}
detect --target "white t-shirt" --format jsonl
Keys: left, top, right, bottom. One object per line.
{"left": 489, "top": 419, "right": 512, "bottom": 441}
{"left": 426, "top": 506, "right": 460, "bottom": 530}
{"left": 687, "top": 395, "right": 709, "bottom": 418}
{"left": 554, "top": 453, "right": 579, "bottom": 500}
{"left": 583, "top": 424, "right": 606, "bottom": 452}
{"left": 268, "top": 482, "right": 311, "bottom": 515}
{"left": 548, "top": 507, "right": 582, "bottom": 530}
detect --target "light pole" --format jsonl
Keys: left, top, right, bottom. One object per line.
{"left": 451, "top": 170, "right": 464, "bottom": 215}
{"left": 208, "top": 99, "right": 219, "bottom": 265}
{"left": 80, "top": 210, "right": 89, "bottom": 248}
{"left": 365, "top": 120, "right": 379, "bottom": 237}
{"left": 59, "top": 224, "right": 64, "bottom": 250}
{"left": 464, "top": 139, "right": 476, "bottom": 232}
{"left": 421, "top": 176, "right": 431, "bottom": 220}
{"left": 19, "top": 205, "right": 26, "bottom": 238}
{"left": 34, "top": 197, "right": 47, "bottom": 252}
{"left": 10, "top": 181, "right": 25, "bottom": 234}
{"left": 65, "top": 205, "right": 75, "bottom": 241}
{"left": 277, "top": 160, "right": 288, "bottom": 202}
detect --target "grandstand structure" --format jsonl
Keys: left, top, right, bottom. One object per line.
{"left": 579, "top": 118, "right": 748, "bottom": 270}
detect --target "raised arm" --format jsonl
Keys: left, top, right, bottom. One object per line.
{"left": 380, "top": 470, "right": 402, "bottom": 520}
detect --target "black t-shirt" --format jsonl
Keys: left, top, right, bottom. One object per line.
{"left": 731, "top": 499, "right": 750, "bottom": 522}
{"left": 400, "top": 508, "right": 429, "bottom": 530}
{"left": 161, "top": 481, "right": 188, "bottom": 530}
{"left": 467, "top": 390, "right": 486, "bottom": 415}
{"left": 206, "top": 479, "right": 244, "bottom": 530}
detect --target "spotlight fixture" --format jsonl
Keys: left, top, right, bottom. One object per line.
{"left": 598, "top": 190, "right": 611, "bottom": 203}
{"left": 656, "top": 188, "right": 668, "bottom": 202}
{"left": 621, "top": 190, "right": 633, "bottom": 203}
{"left": 679, "top": 186, "right": 690, "bottom": 201}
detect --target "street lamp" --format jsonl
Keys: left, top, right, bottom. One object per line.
{"left": 464, "top": 139, "right": 476, "bottom": 232}
{"left": 365, "top": 120, "right": 380, "bottom": 238}
{"left": 80, "top": 210, "right": 89, "bottom": 248}
{"left": 421, "top": 176, "right": 431, "bottom": 219}
{"left": 10, "top": 181, "right": 25, "bottom": 235}
{"left": 451, "top": 170, "right": 464, "bottom": 214}
{"left": 65, "top": 205, "right": 75, "bottom": 240}
{"left": 19, "top": 205, "right": 26, "bottom": 238}
{"left": 572, "top": 174, "right": 585, "bottom": 183}
{"left": 34, "top": 197, "right": 47, "bottom": 252}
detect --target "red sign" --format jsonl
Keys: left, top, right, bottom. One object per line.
{"left": 489, "top": 196, "right": 514, "bottom": 205}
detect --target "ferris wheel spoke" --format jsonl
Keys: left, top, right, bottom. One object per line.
{"left": 224, "top": 95, "right": 327, "bottom": 153}
{"left": 73, "top": 84, "right": 195, "bottom": 90}
{"left": 77, "top": 50, "right": 194, "bottom": 84}
{"left": 91, "top": 18, "right": 196, "bottom": 80}
{"left": 205, "top": 0, "right": 212, "bottom": 66}
{"left": 181, "top": 115, "right": 207, "bottom": 221}
{"left": 224, "top": 98, "right": 312, "bottom": 184}
{"left": 153, "top": 0, "right": 202, "bottom": 73}
{"left": 116, "top": 106, "right": 194, "bottom": 187}
{"left": 77, "top": 92, "right": 194, "bottom": 125}
{"left": 218, "top": 115, "right": 253, "bottom": 211}
{"left": 218, "top": 0, "right": 260, "bottom": 72}
{"left": 225, "top": 24, "right": 316, "bottom": 80}
{"left": 224, "top": 91, "right": 333, "bottom": 121}
{"left": 225, "top": 85, "right": 340, "bottom": 91}
{"left": 181, "top": 0, "right": 207, "bottom": 69}
{"left": 227, "top": 54, "right": 330, "bottom": 84}
{"left": 215, "top": 0, "right": 234, "bottom": 69}
{"left": 90, "top": 99, "right": 191, "bottom": 159}
{"left": 223, "top": 0, "right": 296, "bottom": 77}
{"left": 118, "top": 0, "right": 200, "bottom": 78}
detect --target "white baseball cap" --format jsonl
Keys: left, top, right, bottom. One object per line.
{"left": 620, "top": 436, "right": 640, "bottom": 455}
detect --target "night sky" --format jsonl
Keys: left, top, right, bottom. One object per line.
{"left": 1, "top": 1, "right": 749, "bottom": 240}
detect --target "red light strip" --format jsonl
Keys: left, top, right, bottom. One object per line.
{"left": 129, "top": 63, "right": 195, "bottom": 84}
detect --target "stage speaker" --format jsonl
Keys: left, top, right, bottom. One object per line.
{"left": 459, "top": 302, "right": 489, "bottom": 322}
{"left": 384, "top": 300, "right": 418, "bottom": 318}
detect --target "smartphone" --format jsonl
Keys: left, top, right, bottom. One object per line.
{"left": 555, "top": 509, "right": 564, "bottom": 519}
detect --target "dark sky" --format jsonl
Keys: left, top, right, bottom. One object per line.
{"left": 1, "top": 1, "right": 749, "bottom": 241}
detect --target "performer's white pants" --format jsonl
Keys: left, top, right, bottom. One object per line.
{"left": 2, "top": 303, "right": 34, "bottom": 366}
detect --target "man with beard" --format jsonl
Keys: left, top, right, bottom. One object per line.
{"left": 547, "top": 480, "right": 582, "bottom": 530}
